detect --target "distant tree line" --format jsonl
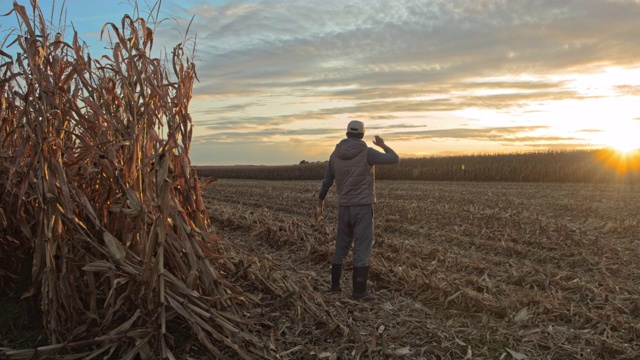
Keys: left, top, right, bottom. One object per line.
{"left": 196, "top": 149, "right": 640, "bottom": 184}
{"left": 299, "top": 160, "right": 327, "bottom": 165}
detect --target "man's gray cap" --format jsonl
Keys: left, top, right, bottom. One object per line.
{"left": 347, "top": 120, "right": 365, "bottom": 134}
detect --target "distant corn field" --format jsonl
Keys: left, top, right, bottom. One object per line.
{"left": 196, "top": 149, "right": 640, "bottom": 184}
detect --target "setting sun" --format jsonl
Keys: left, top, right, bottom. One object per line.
{"left": 605, "top": 134, "right": 638, "bottom": 154}
{"left": 596, "top": 121, "right": 640, "bottom": 154}
{"left": 589, "top": 119, "right": 640, "bottom": 174}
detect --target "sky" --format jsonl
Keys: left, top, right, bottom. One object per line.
{"left": 2, "top": 0, "right": 640, "bottom": 165}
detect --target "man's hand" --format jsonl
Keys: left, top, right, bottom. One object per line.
{"left": 373, "top": 135, "right": 385, "bottom": 148}
{"left": 315, "top": 199, "right": 324, "bottom": 222}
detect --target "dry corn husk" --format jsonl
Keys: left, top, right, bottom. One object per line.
{"left": 0, "top": 1, "right": 276, "bottom": 358}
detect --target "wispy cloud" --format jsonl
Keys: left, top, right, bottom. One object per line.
{"left": 178, "top": 0, "right": 640, "bottom": 95}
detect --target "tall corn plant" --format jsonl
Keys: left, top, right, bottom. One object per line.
{"left": 0, "top": 1, "right": 270, "bottom": 359}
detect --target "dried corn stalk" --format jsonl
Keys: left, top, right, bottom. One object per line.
{"left": 0, "top": 2, "right": 272, "bottom": 358}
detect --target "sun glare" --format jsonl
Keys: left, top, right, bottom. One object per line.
{"left": 596, "top": 148, "right": 640, "bottom": 174}
{"left": 606, "top": 134, "right": 638, "bottom": 154}
{"left": 589, "top": 120, "right": 640, "bottom": 174}
{"left": 597, "top": 122, "right": 640, "bottom": 154}
{"left": 616, "top": 143, "right": 638, "bottom": 154}
{"left": 606, "top": 134, "right": 640, "bottom": 154}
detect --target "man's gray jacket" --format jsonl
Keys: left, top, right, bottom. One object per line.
{"left": 319, "top": 138, "right": 400, "bottom": 206}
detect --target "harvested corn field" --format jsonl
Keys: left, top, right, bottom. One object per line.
{"left": 202, "top": 179, "right": 640, "bottom": 359}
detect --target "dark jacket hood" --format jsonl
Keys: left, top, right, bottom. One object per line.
{"left": 334, "top": 138, "right": 367, "bottom": 161}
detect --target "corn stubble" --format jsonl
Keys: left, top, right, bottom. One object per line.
{"left": 0, "top": 2, "right": 274, "bottom": 359}
{"left": 203, "top": 179, "right": 640, "bottom": 359}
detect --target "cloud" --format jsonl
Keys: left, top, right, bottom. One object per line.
{"left": 390, "top": 126, "right": 551, "bottom": 141}
{"left": 614, "top": 84, "right": 640, "bottom": 96}
{"left": 193, "top": 121, "right": 423, "bottom": 143}
{"left": 194, "top": 124, "right": 564, "bottom": 144}
{"left": 189, "top": 136, "right": 332, "bottom": 165}
{"left": 177, "top": 0, "right": 640, "bottom": 101}
{"left": 193, "top": 127, "right": 337, "bottom": 142}
{"left": 190, "top": 123, "right": 590, "bottom": 164}
{"left": 157, "top": 0, "right": 640, "bottom": 164}
{"left": 177, "top": 0, "right": 640, "bottom": 97}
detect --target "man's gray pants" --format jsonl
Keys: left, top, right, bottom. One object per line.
{"left": 332, "top": 204, "right": 374, "bottom": 268}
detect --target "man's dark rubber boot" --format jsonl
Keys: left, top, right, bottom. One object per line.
{"left": 352, "top": 266, "right": 376, "bottom": 301}
{"left": 330, "top": 263, "right": 342, "bottom": 293}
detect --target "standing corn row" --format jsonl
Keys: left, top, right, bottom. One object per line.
{"left": 0, "top": 2, "right": 271, "bottom": 359}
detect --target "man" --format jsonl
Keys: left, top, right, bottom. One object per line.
{"left": 316, "top": 120, "right": 400, "bottom": 301}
